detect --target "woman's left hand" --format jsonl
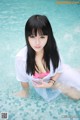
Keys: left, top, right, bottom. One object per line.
{"left": 33, "top": 80, "right": 52, "bottom": 88}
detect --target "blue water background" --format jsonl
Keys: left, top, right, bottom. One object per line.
{"left": 0, "top": 0, "right": 80, "bottom": 120}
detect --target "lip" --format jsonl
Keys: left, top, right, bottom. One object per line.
{"left": 35, "top": 46, "right": 41, "bottom": 48}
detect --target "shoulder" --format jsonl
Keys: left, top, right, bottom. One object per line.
{"left": 16, "top": 45, "right": 27, "bottom": 62}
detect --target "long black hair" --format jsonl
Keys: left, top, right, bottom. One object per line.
{"left": 25, "top": 14, "right": 61, "bottom": 75}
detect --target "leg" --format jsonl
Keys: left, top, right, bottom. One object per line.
{"left": 52, "top": 64, "right": 80, "bottom": 100}
{"left": 52, "top": 82, "right": 80, "bottom": 100}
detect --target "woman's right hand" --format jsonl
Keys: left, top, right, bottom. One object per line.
{"left": 14, "top": 90, "right": 28, "bottom": 98}
{"left": 14, "top": 82, "right": 29, "bottom": 98}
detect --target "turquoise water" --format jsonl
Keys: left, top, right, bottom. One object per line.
{"left": 0, "top": 0, "right": 80, "bottom": 120}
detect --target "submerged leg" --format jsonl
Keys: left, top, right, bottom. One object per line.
{"left": 52, "top": 82, "right": 80, "bottom": 100}
{"left": 51, "top": 64, "right": 80, "bottom": 100}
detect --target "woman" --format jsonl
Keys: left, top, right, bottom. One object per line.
{"left": 15, "top": 15, "right": 80, "bottom": 102}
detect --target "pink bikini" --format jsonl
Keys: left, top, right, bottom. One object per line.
{"left": 33, "top": 71, "right": 50, "bottom": 79}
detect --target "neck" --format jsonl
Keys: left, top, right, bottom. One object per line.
{"left": 36, "top": 49, "right": 44, "bottom": 59}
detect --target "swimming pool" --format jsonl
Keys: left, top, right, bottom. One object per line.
{"left": 0, "top": 0, "right": 80, "bottom": 120}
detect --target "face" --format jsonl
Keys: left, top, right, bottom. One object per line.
{"left": 28, "top": 32, "right": 48, "bottom": 53}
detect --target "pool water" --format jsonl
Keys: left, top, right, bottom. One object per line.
{"left": 0, "top": 0, "right": 80, "bottom": 120}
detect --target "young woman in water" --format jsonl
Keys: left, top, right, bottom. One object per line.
{"left": 15, "top": 15, "right": 80, "bottom": 102}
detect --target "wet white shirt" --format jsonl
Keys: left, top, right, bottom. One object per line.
{"left": 15, "top": 46, "right": 65, "bottom": 102}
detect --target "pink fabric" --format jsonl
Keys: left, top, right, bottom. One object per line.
{"left": 33, "top": 71, "right": 50, "bottom": 78}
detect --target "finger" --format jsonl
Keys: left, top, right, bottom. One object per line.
{"left": 32, "top": 81, "right": 39, "bottom": 84}
{"left": 41, "top": 81, "right": 46, "bottom": 84}
{"left": 33, "top": 83, "right": 38, "bottom": 87}
{"left": 33, "top": 82, "right": 41, "bottom": 87}
{"left": 35, "top": 84, "right": 43, "bottom": 88}
{"left": 33, "top": 81, "right": 43, "bottom": 88}
{"left": 39, "top": 79, "right": 43, "bottom": 83}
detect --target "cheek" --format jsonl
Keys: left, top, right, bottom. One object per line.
{"left": 42, "top": 39, "right": 48, "bottom": 46}
{"left": 28, "top": 40, "right": 34, "bottom": 46}
{"left": 28, "top": 37, "right": 34, "bottom": 46}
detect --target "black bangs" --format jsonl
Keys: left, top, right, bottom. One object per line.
{"left": 25, "top": 15, "right": 49, "bottom": 36}
{"left": 28, "top": 28, "right": 48, "bottom": 36}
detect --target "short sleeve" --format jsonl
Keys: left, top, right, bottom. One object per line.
{"left": 56, "top": 59, "right": 63, "bottom": 73}
{"left": 15, "top": 56, "right": 29, "bottom": 83}
{"left": 55, "top": 54, "right": 64, "bottom": 74}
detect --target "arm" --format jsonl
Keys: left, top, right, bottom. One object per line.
{"left": 48, "top": 73, "right": 62, "bottom": 87}
{"left": 15, "top": 82, "right": 29, "bottom": 98}
{"left": 51, "top": 73, "right": 62, "bottom": 81}
{"left": 33, "top": 73, "right": 62, "bottom": 88}
{"left": 15, "top": 56, "right": 30, "bottom": 97}
{"left": 49, "top": 58, "right": 63, "bottom": 87}
{"left": 33, "top": 59, "right": 63, "bottom": 88}
{"left": 21, "top": 82, "right": 29, "bottom": 94}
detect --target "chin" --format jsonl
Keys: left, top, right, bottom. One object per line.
{"left": 35, "top": 50, "right": 42, "bottom": 52}
{"left": 34, "top": 49, "right": 42, "bottom": 53}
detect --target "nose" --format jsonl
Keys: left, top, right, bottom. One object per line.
{"left": 36, "top": 36, "right": 40, "bottom": 45}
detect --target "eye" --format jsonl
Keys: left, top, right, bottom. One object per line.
{"left": 40, "top": 36, "right": 45, "bottom": 39}
{"left": 29, "top": 35, "right": 35, "bottom": 38}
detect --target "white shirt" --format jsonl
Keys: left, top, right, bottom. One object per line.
{"left": 15, "top": 46, "right": 64, "bottom": 102}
